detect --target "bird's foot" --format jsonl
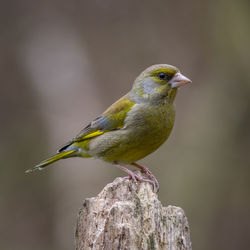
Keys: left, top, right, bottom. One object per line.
{"left": 131, "top": 162, "right": 160, "bottom": 193}
{"left": 116, "top": 164, "right": 154, "bottom": 189}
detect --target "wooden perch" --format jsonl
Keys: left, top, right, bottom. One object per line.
{"left": 75, "top": 172, "right": 192, "bottom": 250}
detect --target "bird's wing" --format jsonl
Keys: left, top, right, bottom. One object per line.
{"left": 58, "top": 94, "right": 135, "bottom": 152}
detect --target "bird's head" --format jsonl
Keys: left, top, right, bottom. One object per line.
{"left": 131, "top": 64, "right": 191, "bottom": 104}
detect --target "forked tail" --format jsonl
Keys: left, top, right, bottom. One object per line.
{"left": 25, "top": 150, "right": 76, "bottom": 173}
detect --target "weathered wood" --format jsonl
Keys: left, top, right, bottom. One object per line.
{"left": 75, "top": 173, "right": 192, "bottom": 250}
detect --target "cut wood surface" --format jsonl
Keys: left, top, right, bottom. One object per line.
{"left": 75, "top": 173, "right": 192, "bottom": 250}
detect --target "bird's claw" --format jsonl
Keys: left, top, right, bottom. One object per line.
{"left": 131, "top": 163, "right": 160, "bottom": 193}
{"left": 140, "top": 167, "right": 159, "bottom": 192}
{"left": 117, "top": 163, "right": 158, "bottom": 192}
{"left": 122, "top": 173, "right": 154, "bottom": 189}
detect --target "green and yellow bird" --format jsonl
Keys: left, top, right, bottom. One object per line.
{"left": 26, "top": 64, "right": 191, "bottom": 191}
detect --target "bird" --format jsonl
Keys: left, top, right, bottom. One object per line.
{"left": 26, "top": 64, "right": 191, "bottom": 192}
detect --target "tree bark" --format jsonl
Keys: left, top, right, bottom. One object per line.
{"left": 75, "top": 173, "right": 192, "bottom": 250}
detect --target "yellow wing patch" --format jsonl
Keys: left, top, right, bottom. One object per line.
{"left": 73, "top": 95, "right": 135, "bottom": 143}
{"left": 81, "top": 130, "right": 105, "bottom": 140}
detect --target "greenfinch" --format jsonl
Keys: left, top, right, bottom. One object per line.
{"left": 26, "top": 64, "right": 191, "bottom": 192}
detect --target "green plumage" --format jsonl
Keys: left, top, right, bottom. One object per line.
{"left": 83, "top": 96, "right": 176, "bottom": 163}
{"left": 26, "top": 64, "right": 191, "bottom": 174}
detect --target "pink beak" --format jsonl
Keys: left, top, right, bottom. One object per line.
{"left": 170, "top": 72, "right": 192, "bottom": 88}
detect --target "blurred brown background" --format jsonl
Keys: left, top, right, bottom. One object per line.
{"left": 1, "top": 0, "right": 249, "bottom": 249}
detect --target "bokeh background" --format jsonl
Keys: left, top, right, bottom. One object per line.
{"left": 1, "top": 0, "right": 250, "bottom": 249}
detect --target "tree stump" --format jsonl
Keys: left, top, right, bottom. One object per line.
{"left": 75, "top": 173, "right": 192, "bottom": 250}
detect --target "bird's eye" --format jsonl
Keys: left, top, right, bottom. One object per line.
{"left": 158, "top": 72, "right": 171, "bottom": 80}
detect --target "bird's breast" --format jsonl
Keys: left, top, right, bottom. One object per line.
{"left": 87, "top": 103, "right": 176, "bottom": 163}
{"left": 124, "top": 103, "right": 175, "bottom": 135}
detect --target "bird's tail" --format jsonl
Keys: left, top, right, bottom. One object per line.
{"left": 25, "top": 150, "right": 76, "bottom": 173}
